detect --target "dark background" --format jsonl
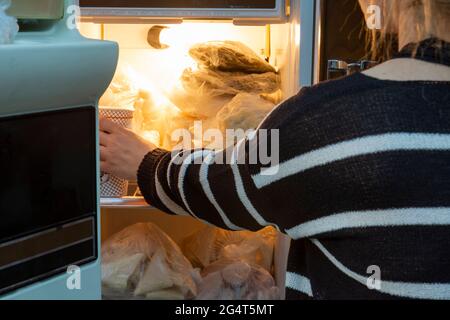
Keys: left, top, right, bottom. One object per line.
{"left": 0, "top": 108, "right": 96, "bottom": 243}
{"left": 319, "top": 0, "right": 398, "bottom": 80}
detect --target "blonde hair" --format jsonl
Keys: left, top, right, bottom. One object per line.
{"left": 361, "top": 0, "right": 450, "bottom": 60}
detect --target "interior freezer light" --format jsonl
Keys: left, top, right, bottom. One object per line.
{"left": 147, "top": 25, "right": 169, "bottom": 49}
{"left": 147, "top": 23, "right": 245, "bottom": 50}
{"left": 295, "top": 23, "right": 300, "bottom": 47}
{"left": 147, "top": 25, "right": 192, "bottom": 49}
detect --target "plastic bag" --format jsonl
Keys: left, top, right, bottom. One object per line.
{"left": 168, "top": 83, "right": 234, "bottom": 119}
{"left": 100, "top": 69, "right": 141, "bottom": 110}
{"left": 181, "top": 68, "right": 281, "bottom": 97}
{"left": 0, "top": 0, "right": 18, "bottom": 44}
{"left": 196, "top": 259, "right": 280, "bottom": 300}
{"left": 189, "top": 41, "right": 276, "bottom": 74}
{"left": 182, "top": 226, "right": 277, "bottom": 273}
{"left": 216, "top": 93, "right": 275, "bottom": 133}
{"left": 165, "top": 41, "right": 279, "bottom": 135}
{"left": 101, "top": 223, "right": 197, "bottom": 300}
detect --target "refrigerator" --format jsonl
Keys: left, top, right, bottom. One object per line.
{"left": 1, "top": 0, "right": 378, "bottom": 300}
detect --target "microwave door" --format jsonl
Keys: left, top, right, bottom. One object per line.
{"left": 0, "top": 107, "right": 98, "bottom": 295}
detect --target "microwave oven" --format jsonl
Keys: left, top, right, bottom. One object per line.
{"left": 0, "top": 0, "right": 118, "bottom": 299}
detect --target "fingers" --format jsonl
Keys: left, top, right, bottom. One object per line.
{"left": 100, "top": 131, "right": 110, "bottom": 147}
{"left": 100, "top": 146, "right": 108, "bottom": 161}
{"left": 100, "top": 161, "right": 111, "bottom": 173}
{"left": 100, "top": 117, "right": 121, "bottom": 134}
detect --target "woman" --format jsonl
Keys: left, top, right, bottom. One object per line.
{"left": 100, "top": 0, "right": 450, "bottom": 299}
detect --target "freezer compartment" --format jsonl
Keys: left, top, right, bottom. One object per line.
{"left": 79, "top": 20, "right": 298, "bottom": 152}
{"left": 80, "top": 18, "right": 296, "bottom": 300}
{"left": 101, "top": 207, "right": 289, "bottom": 299}
{"left": 79, "top": 0, "right": 288, "bottom": 25}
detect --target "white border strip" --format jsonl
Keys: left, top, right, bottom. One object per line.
{"left": 199, "top": 152, "right": 244, "bottom": 231}
{"left": 311, "top": 239, "right": 450, "bottom": 300}
{"left": 178, "top": 150, "right": 211, "bottom": 219}
{"left": 166, "top": 150, "right": 184, "bottom": 191}
{"left": 230, "top": 139, "right": 275, "bottom": 229}
{"left": 285, "top": 272, "right": 313, "bottom": 297}
{"left": 286, "top": 207, "right": 450, "bottom": 240}
{"left": 155, "top": 161, "right": 191, "bottom": 217}
{"left": 253, "top": 133, "right": 450, "bottom": 189}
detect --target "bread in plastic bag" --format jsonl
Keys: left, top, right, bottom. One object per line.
{"left": 181, "top": 68, "right": 281, "bottom": 97}
{"left": 216, "top": 93, "right": 275, "bottom": 133}
{"left": 0, "top": 0, "right": 18, "bottom": 44}
{"left": 189, "top": 41, "right": 276, "bottom": 74}
{"left": 182, "top": 226, "right": 277, "bottom": 273}
{"left": 101, "top": 223, "right": 197, "bottom": 299}
{"left": 196, "top": 259, "right": 280, "bottom": 300}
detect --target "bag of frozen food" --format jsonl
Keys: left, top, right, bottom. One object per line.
{"left": 167, "top": 40, "right": 279, "bottom": 126}
{"left": 189, "top": 41, "right": 276, "bottom": 74}
{"left": 168, "top": 83, "right": 234, "bottom": 119}
{"left": 101, "top": 223, "right": 197, "bottom": 300}
{"left": 164, "top": 114, "right": 226, "bottom": 151}
{"left": 182, "top": 226, "right": 277, "bottom": 273}
{"left": 0, "top": 0, "right": 18, "bottom": 45}
{"left": 100, "top": 68, "right": 141, "bottom": 110}
{"left": 216, "top": 93, "right": 276, "bottom": 133}
{"left": 196, "top": 259, "right": 280, "bottom": 300}
{"left": 181, "top": 68, "right": 281, "bottom": 97}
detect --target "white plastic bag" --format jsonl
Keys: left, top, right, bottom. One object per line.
{"left": 189, "top": 41, "right": 276, "bottom": 74}
{"left": 101, "top": 223, "right": 197, "bottom": 300}
{"left": 216, "top": 93, "right": 275, "bottom": 133}
{"left": 0, "top": 0, "right": 19, "bottom": 44}
{"left": 100, "top": 68, "right": 141, "bottom": 110}
{"left": 168, "top": 83, "right": 234, "bottom": 119}
{"left": 168, "top": 41, "right": 279, "bottom": 119}
{"left": 182, "top": 226, "right": 277, "bottom": 273}
{"left": 181, "top": 68, "right": 281, "bottom": 97}
{"left": 196, "top": 259, "right": 280, "bottom": 300}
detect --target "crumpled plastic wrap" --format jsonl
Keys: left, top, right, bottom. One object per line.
{"left": 216, "top": 93, "right": 275, "bottom": 133}
{"left": 189, "top": 41, "right": 276, "bottom": 74}
{"left": 0, "top": 0, "right": 19, "bottom": 45}
{"left": 101, "top": 223, "right": 197, "bottom": 300}
{"left": 181, "top": 68, "right": 281, "bottom": 97}
{"left": 196, "top": 259, "right": 280, "bottom": 300}
{"left": 182, "top": 226, "right": 277, "bottom": 273}
{"left": 168, "top": 84, "right": 234, "bottom": 119}
{"left": 99, "top": 69, "right": 141, "bottom": 110}
{"left": 166, "top": 41, "right": 280, "bottom": 142}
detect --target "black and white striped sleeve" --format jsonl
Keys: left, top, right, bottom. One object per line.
{"left": 135, "top": 89, "right": 310, "bottom": 232}
{"left": 137, "top": 135, "right": 286, "bottom": 232}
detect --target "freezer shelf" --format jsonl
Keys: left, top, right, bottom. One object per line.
{"left": 100, "top": 197, "right": 149, "bottom": 209}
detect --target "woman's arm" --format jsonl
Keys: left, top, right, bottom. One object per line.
{"left": 99, "top": 94, "right": 302, "bottom": 233}
{"left": 100, "top": 85, "right": 326, "bottom": 234}
{"left": 136, "top": 138, "right": 281, "bottom": 232}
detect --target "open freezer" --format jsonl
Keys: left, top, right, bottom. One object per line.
{"left": 78, "top": 0, "right": 308, "bottom": 300}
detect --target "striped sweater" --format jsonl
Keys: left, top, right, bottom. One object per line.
{"left": 137, "top": 71, "right": 450, "bottom": 300}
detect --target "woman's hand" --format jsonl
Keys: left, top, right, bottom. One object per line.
{"left": 100, "top": 118, "right": 156, "bottom": 181}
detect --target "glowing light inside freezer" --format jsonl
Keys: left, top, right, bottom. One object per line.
{"left": 295, "top": 24, "right": 301, "bottom": 47}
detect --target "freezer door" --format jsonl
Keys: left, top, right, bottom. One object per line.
{"left": 79, "top": 0, "right": 287, "bottom": 23}
{"left": 0, "top": 107, "right": 97, "bottom": 295}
